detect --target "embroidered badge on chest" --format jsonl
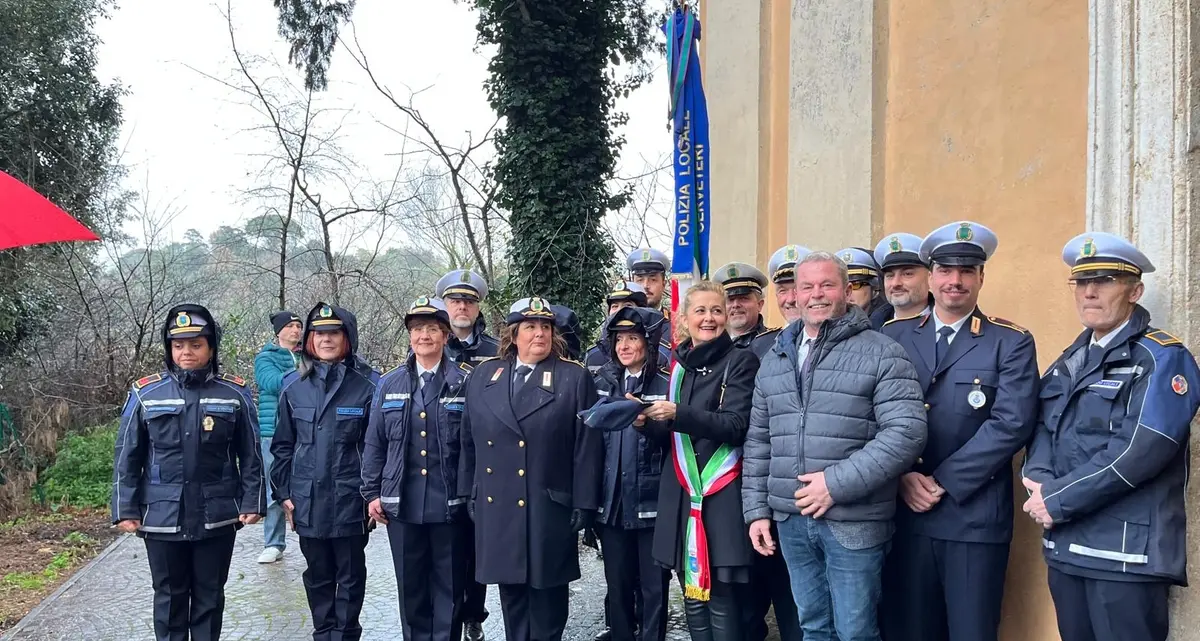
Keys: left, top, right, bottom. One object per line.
{"left": 203, "top": 416, "right": 214, "bottom": 431}
{"left": 1172, "top": 374, "right": 1189, "bottom": 395}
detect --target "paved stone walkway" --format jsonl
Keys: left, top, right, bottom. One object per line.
{"left": 4, "top": 524, "right": 728, "bottom": 641}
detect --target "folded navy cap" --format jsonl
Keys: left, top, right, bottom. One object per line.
{"left": 577, "top": 397, "right": 650, "bottom": 432}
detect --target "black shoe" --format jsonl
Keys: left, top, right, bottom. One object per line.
{"left": 465, "top": 620, "right": 485, "bottom": 641}
{"left": 594, "top": 628, "right": 612, "bottom": 641}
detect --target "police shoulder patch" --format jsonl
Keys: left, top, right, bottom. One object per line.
{"left": 1145, "top": 329, "right": 1183, "bottom": 347}
{"left": 985, "top": 316, "right": 1029, "bottom": 335}
{"left": 219, "top": 373, "right": 247, "bottom": 387}
{"left": 133, "top": 372, "right": 163, "bottom": 390}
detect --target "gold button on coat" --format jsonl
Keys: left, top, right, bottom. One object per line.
{"left": 421, "top": 450, "right": 427, "bottom": 456}
{"left": 518, "top": 469, "right": 525, "bottom": 477}
{"left": 421, "top": 468, "right": 428, "bottom": 476}
{"left": 420, "top": 431, "right": 427, "bottom": 437}
{"left": 518, "top": 499, "right": 525, "bottom": 507}
{"left": 487, "top": 468, "right": 493, "bottom": 474}
{"left": 973, "top": 378, "right": 981, "bottom": 384}
{"left": 487, "top": 497, "right": 494, "bottom": 503}
{"left": 519, "top": 440, "right": 525, "bottom": 448}
{"left": 420, "top": 411, "right": 427, "bottom": 419}
{"left": 488, "top": 440, "right": 494, "bottom": 446}
{"left": 917, "top": 457, "right": 924, "bottom": 465}
{"left": 924, "top": 403, "right": 931, "bottom": 410}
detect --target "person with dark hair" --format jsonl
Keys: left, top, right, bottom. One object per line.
{"left": 111, "top": 304, "right": 264, "bottom": 641}
{"left": 271, "top": 302, "right": 380, "bottom": 641}
{"left": 836, "top": 246, "right": 893, "bottom": 330}
{"left": 254, "top": 309, "right": 302, "bottom": 564}
{"left": 458, "top": 297, "right": 603, "bottom": 641}
{"left": 362, "top": 297, "right": 472, "bottom": 641}
{"left": 586, "top": 281, "right": 671, "bottom": 376}
{"left": 591, "top": 307, "right": 671, "bottom": 641}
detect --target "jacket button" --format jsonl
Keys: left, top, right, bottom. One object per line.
{"left": 917, "top": 457, "right": 924, "bottom": 465}
{"left": 487, "top": 496, "right": 494, "bottom": 503}
{"left": 421, "top": 450, "right": 427, "bottom": 457}
{"left": 421, "top": 469, "right": 427, "bottom": 476}
{"left": 924, "top": 403, "right": 931, "bottom": 410}
{"left": 518, "top": 499, "right": 525, "bottom": 507}
{"left": 488, "top": 440, "right": 494, "bottom": 446}
{"left": 973, "top": 378, "right": 981, "bottom": 384}
{"left": 518, "top": 469, "right": 525, "bottom": 477}
{"left": 420, "top": 411, "right": 427, "bottom": 419}
{"left": 421, "top": 431, "right": 427, "bottom": 438}
{"left": 931, "top": 376, "right": 937, "bottom": 384}
{"left": 487, "top": 468, "right": 493, "bottom": 474}
{"left": 519, "top": 440, "right": 525, "bottom": 448}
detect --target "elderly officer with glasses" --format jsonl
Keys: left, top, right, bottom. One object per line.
{"left": 1022, "top": 232, "right": 1200, "bottom": 641}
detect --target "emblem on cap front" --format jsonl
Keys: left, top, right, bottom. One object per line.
{"left": 319, "top": 305, "right": 333, "bottom": 318}
{"left": 955, "top": 223, "right": 973, "bottom": 242}
{"left": 530, "top": 297, "right": 546, "bottom": 312}
{"left": 1080, "top": 238, "right": 1097, "bottom": 259}
{"left": 842, "top": 252, "right": 853, "bottom": 263}
{"left": 175, "top": 312, "right": 191, "bottom": 327}
{"left": 460, "top": 271, "right": 472, "bottom": 284}
{"left": 641, "top": 249, "right": 651, "bottom": 261}
{"left": 413, "top": 297, "right": 429, "bottom": 308}
{"left": 889, "top": 237, "right": 901, "bottom": 253}
{"left": 1173, "top": 374, "right": 1188, "bottom": 395}
{"left": 784, "top": 246, "right": 798, "bottom": 261}
{"left": 727, "top": 265, "right": 738, "bottom": 278}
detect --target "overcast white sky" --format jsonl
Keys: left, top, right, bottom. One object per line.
{"left": 94, "top": 0, "right": 672, "bottom": 245}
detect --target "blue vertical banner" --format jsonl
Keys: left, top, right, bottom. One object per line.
{"left": 664, "top": 6, "right": 710, "bottom": 283}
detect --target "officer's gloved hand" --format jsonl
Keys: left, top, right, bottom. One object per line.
{"left": 467, "top": 498, "right": 476, "bottom": 521}
{"left": 569, "top": 509, "right": 595, "bottom": 533}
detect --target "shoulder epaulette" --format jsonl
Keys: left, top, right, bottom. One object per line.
{"left": 755, "top": 326, "right": 782, "bottom": 338}
{"left": 133, "top": 372, "right": 163, "bottom": 390}
{"left": 220, "top": 373, "right": 247, "bottom": 387}
{"left": 560, "top": 357, "right": 585, "bottom": 368}
{"left": 458, "top": 361, "right": 472, "bottom": 373}
{"left": 985, "top": 316, "right": 1029, "bottom": 335}
{"left": 1144, "top": 329, "right": 1183, "bottom": 347}
{"left": 883, "top": 314, "right": 923, "bottom": 327}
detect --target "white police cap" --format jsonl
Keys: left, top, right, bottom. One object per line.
{"left": 767, "top": 244, "right": 812, "bottom": 284}
{"left": 626, "top": 248, "right": 669, "bottom": 275}
{"left": 919, "top": 221, "right": 999, "bottom": 267}
{"left": 436, "top": 269, "right": 488, "bottom": 301}
{"left": 506, "top": 296, "right": 557, "bottom": 325}
{"left": 835, "top": 247, "right": 881, "bottom": 283}
{"left": 873, "top": 233, "right": 926, "bottom": 271}
{"left": 607, "top": 281, "right": 648, "bottom": 305}
{"left": 1061, "top": 232, "right": 1155, "bottom": 280}
{"left": 713, "top": 262, "right": 768, "bottom": 296}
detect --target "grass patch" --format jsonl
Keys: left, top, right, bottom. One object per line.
{"left": 39, "top": 423, "right": 117, "bottom": 509}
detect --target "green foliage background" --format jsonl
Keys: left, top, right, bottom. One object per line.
{"left": 39, "top": 423, "right": 117, "bottom": 508}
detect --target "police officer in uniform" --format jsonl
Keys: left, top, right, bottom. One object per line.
{"left": 458, "top": 297, "right": 603, "bottom": 641}
{"left": 585, "top": 281, "right": 649, "bottom": 374}
{"left": 712, "top": 262, "right": 783, "bottom": 361}
{"left": 880, "top": 222, "right": 1040, "bottom": 641}
{"left": 710, "top": 262, "right": 799, "bottom": 641}
{"left": 362, "top": 297, "right": 472, "bottom": 641}
{"left": 111, "top": 304, "right": 264, "bottom": 641}
{"left": 627, "top": 248, "right": 674, "bottom": 359}
{"left": 592, "top": 306, "right": 671, "bottom": 641}
{"left": 766, "top": 244, "right": 812, "bottom": 325}
{"left": 1022, "top": 233, "right": 1200, "bottom": 641}
{"left": 435, "top": 268, "right": 497, "bottom": 640}
{"left": 873, "top": 233, "right": 934, "bottom": 322}
{"left": 271, "top": 302, "right": 380, "bottom": 641}
{"left": 836, "top": 246, "right": 893, "bottom": 329}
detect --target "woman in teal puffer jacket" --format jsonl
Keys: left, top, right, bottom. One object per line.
{"left": 253, "top": 310, "right": 302, "bottom": 563}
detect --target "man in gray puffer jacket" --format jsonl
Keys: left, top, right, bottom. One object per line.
{"left": 742, "top": 251, "right": 926, "bottom": 641}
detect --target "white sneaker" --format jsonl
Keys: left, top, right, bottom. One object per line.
{"left": 257, "top": 547, "right": 283, "bottom": 564}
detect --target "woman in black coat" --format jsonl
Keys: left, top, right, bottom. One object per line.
{"left": 642, "top": 280, "right": 761, "bottom": 641}
{"left": 457, "top": 297, "right": 603, "bottom": 641}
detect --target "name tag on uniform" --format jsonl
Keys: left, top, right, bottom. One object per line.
{"left": 1089, "top": 379, "right": 1123, "bottom": 391}
{"left": 336, "top": 406, "right": 365, "bottom": 417}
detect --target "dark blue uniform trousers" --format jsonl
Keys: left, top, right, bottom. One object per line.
{"left": 880, "top": 531, "right": 1009, "bottom": 641}
{"left": 387, "top": 520, "right": 470, "bottom": 641}
{"left": 742, "top": 521, "right": 801, "bottom": 641}
{"left": 462, "top": 528, "right": 490, "bottom": 623}
{"left": 597, "top": 525, "right": 668, "bottom": 641}
{"left": 143, "top": 532, "right": 237, "bottom": 641}
{"left": 1048, "top": 567, "right": 1169, "bottom": 641}
{"left": 298, "top": 534, "right": 370, "bottom": 641}
{"left": 498, "top": 583, "right": 570, "bottom": 641}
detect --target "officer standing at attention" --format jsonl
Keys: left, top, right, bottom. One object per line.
{"left": 880, "top": 221, "right": 1040, "bottom": 641}
{"left": 435, "top": 268, "right": 498, "bottom": 641}
{"left": 836, "top": 246, "right": 893, "bottom": 329}
{"left": 111, "top": 304, "right": 264, "bottom": 641}
{"left": 627, "top": 248, "right": 675, "bottom": 358}
{"left": 712, "top": 262, "right": 783, "bottom": 361}
{"left": 873, "top": 233, "right": 934, "bottom": 322}
{"left": 765, "top": 244, "right": 812, "bottom": 325}
{"left": 362, "top": 297, "right": 472, "bottom": 641}
{"left": 458, "top": 297, "right": 603, "bottom": 641}
{"left": 1022, "top": 233, "right": 1200, "bottom": 641}
{"left": 271, "top": 302, "right": 380, "bottom": 641}
{"left": 585, "top": 281, "right": 650, "bottom": 374}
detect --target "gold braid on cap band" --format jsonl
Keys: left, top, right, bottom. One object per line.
{"left": 1070, "top": 262, "right": 1141, "bottom": 276}
{"left": 721, "top": 278, "right": 762, "bottom": 291}
{"left": 310, "top": 318, "right": 344, "bottom": 326}
{"left": 771, "top": 267, "right": 795, "bottom": 282}
{"left": 442, "top": 286, "right": 480, "bottom": 298}
{"left": 613, "top": 319, "right": 637, "bottom": 327}
{"left": 846, "top": 267, "right": 878, "bottom": 278}
{"left": 168, "top": 326, "right": 203, "bottom": 336}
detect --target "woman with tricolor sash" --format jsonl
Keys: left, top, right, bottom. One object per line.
{"left": 643, "top": 280, "right": 761, "bottom": 641}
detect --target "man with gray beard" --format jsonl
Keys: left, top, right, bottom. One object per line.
{"left": 434, "top": 268, "right": 500, "bottom": 641}
{"left": 873, "top": 233, "right": 933, "bottom": 322}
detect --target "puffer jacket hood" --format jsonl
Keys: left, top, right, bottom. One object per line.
{"left": 161, "top": 303, "right": 222, "bottom": 374}
{"left": 600, "top": 307, "right": 668, "bottom": 381}
{"left": 298, "top": 302, "right": 370, "bottom": 378}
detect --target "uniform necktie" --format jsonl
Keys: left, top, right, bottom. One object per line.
{"left": 513, "top": 365, "right": 533, "bottom": 395}
{"left": 935, "top": 326, "right": 955, "bottom": 367}
{"left": 624, "top": 375, "right": 639, "bottom": 396}
{"left": 419, "top": 371, "right": 435, "bottom": 404}
{"left": 1086, "top": 344, "right": 1106, "bottom": 371}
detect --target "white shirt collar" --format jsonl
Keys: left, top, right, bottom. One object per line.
{"left": 933, "top": 311, "right": 971, "bottom": 336}
{"left": 416, "top": 360, "right": 440, "bottom": 379}
{"left": 1091, "top": 317, "right": 1132, "bottom": 349}
{"left": 515, "top": 358, "right": 538, "bottom": 373}
{"left": 624, "top": 367, "right": 643, "bottom": 379}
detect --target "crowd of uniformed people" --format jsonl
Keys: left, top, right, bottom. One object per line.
{"left": 110, "top": 220, "right": 1200, "bottom": 641}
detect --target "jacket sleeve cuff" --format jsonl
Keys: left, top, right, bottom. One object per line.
{"left": 744, "top": 507, "right": 772, "bottom": 524}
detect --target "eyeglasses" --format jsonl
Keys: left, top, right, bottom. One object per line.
{"left": 1068, "top": 276, "right": 1121, "bottom": 289}
{"left": 848, "top": 282, "right": 870, "bottom": 291}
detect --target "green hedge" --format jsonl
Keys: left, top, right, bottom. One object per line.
{"left": 39, "top": 423, "right": 116, "bottom": 508}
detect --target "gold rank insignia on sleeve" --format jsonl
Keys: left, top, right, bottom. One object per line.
{"left": 220, "top": 373, "right": 247, "bottom": 386}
